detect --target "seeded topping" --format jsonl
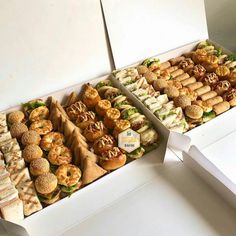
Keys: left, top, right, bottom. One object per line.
{"left": 106, "top": 108, "right": 120, "bottom": 120}
{"left": 97, "top": 100, "right": 111, "bottom": 109}
{"left": 115, "top": 120, "right": 130, "bottom": 131}
{"left": 84, "top": 87, "right": 98, "bottom": 99}
{"left": 216, "top": 66, "right": 230, "bottom": 77}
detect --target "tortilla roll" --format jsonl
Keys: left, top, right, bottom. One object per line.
{"left": 206, "top": 96, "right": 223, "bottom": 107}
{"left": 195, "top": 86, "right": 211, "bottom": 96}
{"left": 186, "top": 82, "right": 203, "bottom": 91}
{"left": 55, "top": 101, "right": 69, "bottom": 120}
{"left": 160, "top": 61, "right": 171, "bottom": 70}
{"left": 64, "top": 92, "right": 79, "bottom": 108}
{"left": 169, "top": 56, "right": 185, "bottom": 66}
{"left": 166, "top": 66, "right": 178, "bottom": 73}
{"left": 213, "top": 101, "right": 230, "bottom": 115}
{"left": 171, "top": 69, "right": 184, "bottom": 78}
{"left": 181, "top": 77, "right": 196, "bottom": 86}
{"left": 200, "top": 91, "right": 217, "bottom": 101}
{"left": 175, "top": 73, "right": 190, "bottom": 81}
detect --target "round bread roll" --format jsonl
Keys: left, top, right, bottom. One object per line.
{"left": 35, "top": 173, "right": 58, "bottom": 195}
{"left": 185, "top": 105, "right": 203, "bottom": 119}
{"left": 143, "top": 71, "right": 157, "bottom": 84}
{"left": 8, "top": 111, "right": 24, "bottom": 124}
{"left": 153, "top": 79, "right": 168, "bottom": 91}
{"left": 23, "top": 144, "right": 43, "bottom": 163}
{"left": 164, "top": 86, "right": 179, "bottom": 98}
{"left": 10, "top": 123, "right": 28, "bottom": 139}
{"left": 30, "top": 158, "right": 50, "bottom": 176}
{"left": 174, "top": 95, "right": 191, "bottom": 109}
{"left": 137, "top": 65, "right": 149, "bottom": 75}
{"left": 21, "top": 130, "right": 41, "bottom": 146}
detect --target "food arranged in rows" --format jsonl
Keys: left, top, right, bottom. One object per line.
{"left": 0, "top": 80, "right": 160, "bottom": 222}
{"left": 113, "top": 40, "right": 236, "bottom": 133}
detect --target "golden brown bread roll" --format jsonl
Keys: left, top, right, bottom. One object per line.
{"left": 181, "top": 77, "right": 196, "bottom": 87}
{"left": 195, "top": 86, "right": 211, "bottom": 96}
{"left": 186, "top": 82, "right": 203, "bottom": 91}
{"left": 200, "top": 91, "right": 217, "bottom": 101}
{"left": 213, "top": 101, "right": 230, "bottom": 115}
{"left": 175, "top": 73, "right": 190, "bottom": 81}
{"left": 205, "top": 96, "right": 223, "bottom": 107}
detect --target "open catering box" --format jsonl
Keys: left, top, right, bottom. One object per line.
{"left": 0, "top": 0, "right": 236, "bottom": 235}
{"left": 102, "top": 0, "right": 236, "bottom": 209}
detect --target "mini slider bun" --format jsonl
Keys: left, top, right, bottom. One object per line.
{"left": 164, "top": 86, "right": 179, "bottom": 98}
{"left": 143, "top": 71, "right": 157, "bottom": 84}
{"left": 23, "top": 144, "right": 43, "bottom": 163}
{"left": 99, "top": 147, "right": 126, "bottom": 171}
{"left": 10, "top": 123, "right": 28, "bottom": 139}
{"left": 153, "top": 79, "right": 168, "bottom": 91}
{"left": 185, "top": 105, "right": 203, "bottom": 119}
{"left": 30, "top": 158, "right": 50, "bottom": 176}
{"left": 35, "top": 173, "right": 60, "bottom": 205}
{"left": 8, "top": 111, "right": 25, "bottom": 124}
{"left": 174, "top": 95, "right": 191, "bottom": 109}
{"left": 137, "top": 65, "right": 149, "bottom": 75}
{"left": 21, "top": 130, "right": 41, "bottom": 146}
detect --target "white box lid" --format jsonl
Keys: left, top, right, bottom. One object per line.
{"left": 0, "top": 0, "right": 111, "bottom": 110}
{"left": 102, "top": 0, "right": 208, "bottom": 68}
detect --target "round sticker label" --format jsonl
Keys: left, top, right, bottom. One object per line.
{"left": 118, "top": 128, "right": 140, "bottom": 153}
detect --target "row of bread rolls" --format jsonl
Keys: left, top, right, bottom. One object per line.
{"left": 114, "top": 41, "right": 236, "bottom": 132}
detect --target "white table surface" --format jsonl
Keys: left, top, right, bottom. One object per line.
{"left": 60, "top": 149, "right": 236, "bottom": 236}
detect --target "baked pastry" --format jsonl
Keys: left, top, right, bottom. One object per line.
{"left": 113, "top": 119, "right": 131, "bottom": 139}
{"left": 29, "top": 120, "right": 53, "bottom": 135}
{"left": 200, "top": 91, "right": 217, "bottom": 101}
{"left": 186, "top": 82, "right": 203, "bottom": 91}
{"left": 93, "top": 135, "right": 116, "bottom": 155}
{"left": 205, "top": 96, "right": 223, "bottom": 107}
{"left": 178, "top": 58, "right": 194, "bottom": 73}
{"left": 164, "top": 86, "right": 179, "bottom": 98}
{"left": 201, "top": 73, "right": 219, "bottom": 87}
{"left": 160, "top": 61, "right": 171, "bottom": 70}
{"left": 22, "top": 144, "right": 43, "bottom": 163}
{"left": 35, "top": 173, "right": 60, "bottom": 205}
{"left": 83, "top": 121, "right": 107, "bottom": 142}
{"left": 153, "top": 79, "right": 168, "bottom": 91}
{"left": 99, "top": 147, "right": 127, "bottom": 171}
{"left": 192, "top": 49, "right": 208, "bottom": 64}
{"left": 202, "top": 55, "right": 219, "bottom": 72}
{"left": 82, "top": 83, "right": 101, "bottom": 109}
{"left": 29, "top": 106, "right": 49, "bottom": 122}
{"left": 48, "top": 145, "right": 72, "bottom": 165}
{"left": 95, "top": 100, "right": 111, "bottom": 116}
{"left": 195, "top": 86, "right": 211, "bottom": 96}
{"left": 213, "top": 101, "right": 230, "bottom": 115}
{"left": 21, "top": 130, "right": 41, "bottom": 146}
{"left": 228, "top": 72, "right": 236, "bottom": 87}
{"left": 75, "top": 111, "right": 96, "bottom": 129}
{"left": 23, "top": 99, "right": 46, "bottom": 117}
{"left": 40, "top": 132, "right": 65, "bottom": 151}
{"left": 213, "top": 80, "right": 231, "bottom": 95}
{"left": 143, "top": 71, "right": 157, "bottom": 84}
{"left": 56, "top": 164, "right": 82, "bottom": 194}
{"left": 191, "top": 64, "right": 206, "bottom": 79}
{"left": 30, "top": 158, "right": 50, "bottom": 176}
{"left": 215, "top": 65, "right": 230, "bottom": 80}
{"left": 169, "top": 56, "right": 185, "bottom": 66}
{"left": 174, "top": 95, "right": 191, "bottom": 109}
{"left": 104, "top": 108, "right": 120, "bottom": 129}
{"left": 181, "top": 77, "right": 196, "bottom": 87}
{"left": 223, "top": 88, "right": 236, "bottom": 106}
{"left": 10, "top": 123, "right": 28, "bottom": 139}
{"left": 171, "top": 69, "right": 184, "bottom": 79}
{"left": 8, "top": 111, "right": 25, "bottom": 124}
{"left": 137, "top": 65, "right": 149, "bottom": 75}
{"left": 66, "top": 101, "right": 87, "bottom": 121}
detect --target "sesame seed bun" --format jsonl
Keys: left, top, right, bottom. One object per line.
{"left": 174, "top": 95, "right": 191, "bottom": 109}
{"left": 35, "top": 173, "right": 58, "bottom": 195}
{"left": 8, "top": 111, "right": 25, "bottom": 124}
{"left": 164, "top": 86, "right": 179, "bottom": 98}
{"left": 21, "top": 130, "right": 41, "bottom": 146}
{"left": 30, "top": 158, "right": 50, "bottom": 176}
{"left": 10, "top": 123, "right": 28, "bottom": 139}
{"left": 23, "top": 144, "right": 43, "bottom": 163}
{"left": 185, "top": 105, "right": 203, "bottom": 119}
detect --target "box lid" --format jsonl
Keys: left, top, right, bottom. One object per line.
{"left": 102, "top": 0, "right": 208, "bottom": 68}
{"left": 0, "top": 0, "right": 111, "bottom": 110}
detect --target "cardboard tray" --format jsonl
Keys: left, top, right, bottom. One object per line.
{"left": 110, "top": 40, "right": 236, "bottom": 207}
{"left": 0, "top": 74, "right": 169, "bottom": 236}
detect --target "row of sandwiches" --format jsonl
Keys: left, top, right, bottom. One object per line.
{"left": 0, "top": 113, "right": 42, "bottom": 223}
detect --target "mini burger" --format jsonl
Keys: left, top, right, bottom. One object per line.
{"left": 121, "top": 106, "right": 139, "bottom": 120}
{"left": 96, "top": 80, "right": 113, "bottom": 96}
{"left": 104, "top": 88, "right": 122, "bottom": 101}
{"left": 140, "top": 128, "right": 159, "bottom": 151}
{"left": 99, "top": 147, "right": 127, "bottom": 171}
{"left": 184, "top": 105, "right": 204, "bottom": 127}
{"left": 35, "top": 173, "right": 60, "bottom": 205}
